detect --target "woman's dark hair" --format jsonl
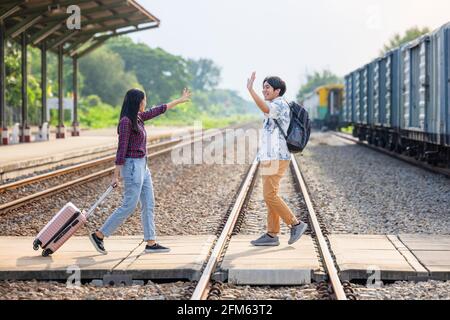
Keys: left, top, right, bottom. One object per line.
{"left": 263, "top": 76, "right": 286, "bottom": 96}
{"left": 117, "top": 88, "right": 145, "bottom": 134}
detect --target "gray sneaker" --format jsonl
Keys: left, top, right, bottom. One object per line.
{"left": 250, "top": 233, "right": 280, "bottom": 246}
{"left": 288, "top": 222, "right": 308, "bottom": 245}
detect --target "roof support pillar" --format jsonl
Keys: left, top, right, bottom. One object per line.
{"left": 20, "top": 32, "right": 30, "bottom": 143}
{"left": 38, "top": 41, "right": 49, "bottom": 141}
{"left": 56, "top": 44, "right": 65, "bottom": 139}
{"left": 71, "top": 56, "right": 79, "bottom": 136}
{"left": 0, "top": 21, "right": 7, "bottom": 145}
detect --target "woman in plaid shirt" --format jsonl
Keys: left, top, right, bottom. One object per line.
{"left": 89, "top": 88, "right": 191, "bottom": 254}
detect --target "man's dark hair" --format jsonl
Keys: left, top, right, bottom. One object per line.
{"left": 263, "top": 76, "right": 286, "bottom": 96}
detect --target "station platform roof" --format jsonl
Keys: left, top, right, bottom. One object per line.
{"left": 1, "top": 0, "right": 160, "bottom": 57}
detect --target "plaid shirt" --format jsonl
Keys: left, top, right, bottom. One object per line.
{"left": 115, "top": 104, "right": 167, "bottom": 165}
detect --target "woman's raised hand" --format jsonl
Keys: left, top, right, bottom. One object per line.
{"left": 179, "top": 88, "right": 192, "bottom": 103}
{"left": 167, "top": 88, "right": 192, "bottom": 109}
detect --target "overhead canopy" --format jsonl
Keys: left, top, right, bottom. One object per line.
{"left": 0, "top": 0, "right": 160, "bottom": 57}
{"left": 0, "top": 0, "right": 160, "bottom": 142}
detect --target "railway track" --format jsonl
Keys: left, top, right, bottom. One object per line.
{"left": 333, "top": 132, "right": 450, "bottom": 179}
{"left": 188, "top": 155, "right": 350, "bottom": 300}
{"left": 0, "top": 129, "right": 225, "bottom": 214}
{"left": 0, "top": 130, "right": 204, "bottom": 193}
{"left": 0, "top": 131, "right": 190, "bottom": 184}
{"left": 1, "top": 124, "right": 355, "bottom": 300}
{"left": 1, "top": 128, "right": 447, "bottom": 300}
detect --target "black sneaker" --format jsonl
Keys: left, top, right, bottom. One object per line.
{"left": 89, "top": 232, "right": 107, "bottom": 255}
{"left": 144, "top": 243, "right": 170, "bottom": 253}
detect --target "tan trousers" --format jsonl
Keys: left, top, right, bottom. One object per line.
{"left": 261, "top": 160, "right": 298, "bottom": 235}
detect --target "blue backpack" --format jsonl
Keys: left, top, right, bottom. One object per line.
{"left": 273, "top": 101, "right": 311, "bottom": 153}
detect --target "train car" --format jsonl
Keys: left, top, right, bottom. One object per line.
{"left": 354, "top": 71, "right": 361, "bottom": 126}
{"left": 444, "top": 25, "right": 450, "bottom": 154}
{"left": 302, "top": 91, "right": 319, "bottom": 124}
{"left": 401, "top": 35, "right": 432, "bottom": 148}
{"left": 369, "top": 48, "right": 401, "bottom": 149}
{"left": 427, "top": 22, "right": 449, "bottom": 163}
{"left": 400, "top": 23, "right": 450, "bottom": 163}
{"left": 351, "top": 72, "right": 357, "bottom": 124}
{"left": 342, "top": 75, "right": 353, "bottom": 126}
{"left": 353, "top": 63, "right": 375, "bottom": 141}
{"left": 342, "top": 22, "right": 450, "bottom": 166}
{"left": 302, "top": 84, "right": 344, "bottom": 130}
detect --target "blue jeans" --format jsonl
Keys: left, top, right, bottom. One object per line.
{"left": 100, "top": 157, "right": 156, "bottom": 241}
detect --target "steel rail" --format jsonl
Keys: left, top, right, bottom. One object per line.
{"left": 0, "top": 131, "right": 202, "bottom": 193}
{"left": 191, "top": 159, "right": 259, "bottom": 300}
{"left": 0, "top": 129, "right": 224, "bottom": 214}
{"left": 290, "top": 154, "right": 347, "bottom": 300}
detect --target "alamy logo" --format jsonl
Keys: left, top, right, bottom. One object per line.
{"left": 66, "top": 5, "right": 81, "bottom": 30}
{"left": 366, "top": 265, "right": 383, "bottom": 288}
{"left": 66, "top": 265, "right": 81, "bottom": 288}
{"left": 365, "top": 4, "right": 382, "bottom": 31}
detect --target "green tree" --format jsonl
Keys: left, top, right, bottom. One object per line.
{"left": 381, "top": 26, "right": 430, "bottom": 55}
{"left": 79, "top": 46, "right": 141, "bottom": 106}
{"left": 5, "top": 41, "right": 22, "bottom": 125}
{"left": 296, "top": 70, "right": 342, "bottom": 102}
{"left": 78, "top": 95, "right": 120, "bottom": 129}
{"left": 190, "top": 89, "right": 256, "bottom": 116}
{"left": 105, "top": 36, "right": 191, "bottom": 105}
{"left": 43, "top": 51, "right": 83, "bottom": 98}
{"left": 188, "top": 58, "right": 221, "bottom": 91}
{"left": 4, "top": 41, "right": 44, "bottom": 126}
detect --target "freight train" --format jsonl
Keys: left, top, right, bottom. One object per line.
{"left": 340, "top": 22, "right": 450, "bottom": 166}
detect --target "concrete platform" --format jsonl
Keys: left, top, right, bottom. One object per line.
{"left": 0, "top": 235, "right": 214, "bottom": 281}
{"left": 0, "top": 126, "right": 193, "bottom": 182}
{"left": 220, "top": 235, "right": 321, "bottom": 285}
{"left": 329, "top": 234, "right": 430, "bottom": 281}
{"left": 398, "top": 234, "right": 450, "bottom": 280}
{"left": 115, "top": 235, "right": 215, "bottom": 280}
{"left": 3, "top": 234, "right": 449, "bottom": 284}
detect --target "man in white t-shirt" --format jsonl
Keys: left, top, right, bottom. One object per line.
{"left": 247, "top": 72, "right": 308, "bottom": 246}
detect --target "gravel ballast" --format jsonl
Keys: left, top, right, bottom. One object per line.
{"left": 1, "top": 129, "right": 449, "bottom": 300}
{"left": 296, "top": 131, "right": 450, "bottom": 300}
{"left": 0, "top": 280, "right": 191, "bottom": 300}
{"left": 0, "top": 125, "right": 259, "bottom": 300}
{"left": 296, "top": 132, "right": 450, "bottom": 235}
{"left": 0, "top": 126, "right": 258, "bottom": 237}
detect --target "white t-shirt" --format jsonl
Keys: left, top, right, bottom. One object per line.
{"left": 257, "top": 97, "right": 291, "bottom": 162}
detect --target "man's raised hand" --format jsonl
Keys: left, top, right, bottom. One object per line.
{"left": 247, "top": 71, "right": 256, "bottom": 91}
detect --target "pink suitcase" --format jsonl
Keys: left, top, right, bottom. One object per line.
{"left": 33, "top": 184, "right": 116, "bottom": 257}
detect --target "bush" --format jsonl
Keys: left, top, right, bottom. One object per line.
{"left": 74, "top": 90, "right": 260, "bottom": 130}
{"left": 78, "top": 95, "right": 120, "bottom": 129}
{"left": 49, "top": 109, "right": 72, "bottom": 126}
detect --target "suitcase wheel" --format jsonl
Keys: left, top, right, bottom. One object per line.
{"left": 42, "top": 249, "right": 53, "bottom": 257}
{"left": 33, "top": 239, "right": 41, "bottom": 251}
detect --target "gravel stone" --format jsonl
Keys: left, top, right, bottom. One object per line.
{"left": 296, "top": 131, "right": 450, "bottom": 300}
{"left": 296, "top": 132, "right": 450, "bottom": 235}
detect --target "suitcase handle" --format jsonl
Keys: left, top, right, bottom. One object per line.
{"left": 84, "top": 183, "right": 117, "bottom": 219}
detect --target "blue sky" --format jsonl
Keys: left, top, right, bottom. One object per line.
{"left": 129, "top": 0, "right": 450, "bottom": 100}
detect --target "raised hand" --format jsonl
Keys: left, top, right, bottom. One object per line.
{"left": 247, "top": 72, "right": 256, "bottom": 91}
{"left": 167, "top": 88, "right": 192, "bottom": 109}
{"left": 179, "top": 88, "right": 192, "bottom": 103}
